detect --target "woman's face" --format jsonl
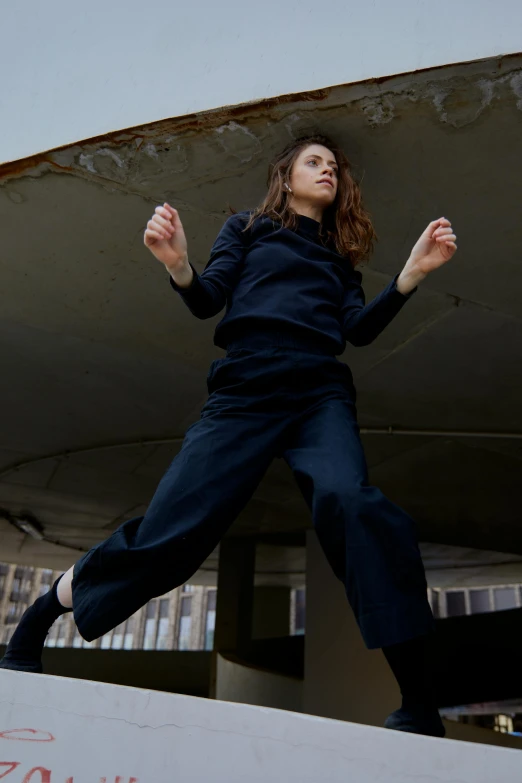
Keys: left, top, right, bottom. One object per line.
{"left": 287, "top": 144, "right": 338, "bottom": 209}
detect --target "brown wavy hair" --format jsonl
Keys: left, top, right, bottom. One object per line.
{"left": 244, "top": 134, "right": 376, "bottom": 267}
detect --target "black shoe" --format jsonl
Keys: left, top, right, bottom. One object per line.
{"left": 0, "top": 574, "right": 69, "bottom": 675}
{"left": 0, "top": 656, "right": 43, "bottom": 674}
{"left": 384, "top": 706, "right": 445, "bottom": 738}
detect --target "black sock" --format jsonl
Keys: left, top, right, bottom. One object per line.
{"left": 382, "top": 634, "right": 437, "bottom": 712}
{"left": 0, "top": 574, "right": 72, "bottom": 671}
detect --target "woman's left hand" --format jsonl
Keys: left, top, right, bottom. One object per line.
{"left": 396, "top": 217, "right": 457, "bottom": 294}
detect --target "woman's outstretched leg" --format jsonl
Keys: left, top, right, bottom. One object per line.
{"left": 0, "top": 570, "right": 73, "bottom": 672}
{"left": 1, "top": 368, "right": 288, "bottom": 672}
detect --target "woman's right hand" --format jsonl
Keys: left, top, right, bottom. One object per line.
{"left": 143, "top": 203, "right": 189, "bottom": 272}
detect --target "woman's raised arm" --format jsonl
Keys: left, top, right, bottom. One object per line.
{"left": 144, "top": 204, "right": 247, "bottom": 319}
{"left": 342, "top": 217, "right": 457, "bottom": 346}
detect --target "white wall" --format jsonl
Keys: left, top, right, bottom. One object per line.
{"left": 2, "top": 669, "right": 522, "bottom": 781}
{"left": 2, "top": 0, "right": 521, "bottom": 165}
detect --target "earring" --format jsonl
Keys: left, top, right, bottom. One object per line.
{"left": 285, "top": 183, "right": 292, "bottom": 193}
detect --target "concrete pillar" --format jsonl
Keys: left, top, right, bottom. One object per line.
{"left": 302, "top": 531, "right": 399, "bottom": 727}
{"left": 211, "top": 537, "right": 256, "bottom": 699}
{"left": 214, "top": 537, "right": 256, "bottom": 655}
{"left": 252, "top": 586, "right": 291, "bottom": 640}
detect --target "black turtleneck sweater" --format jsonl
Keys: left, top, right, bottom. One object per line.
{"left": 169, "top": 211, "right": 415, "bottom": 355}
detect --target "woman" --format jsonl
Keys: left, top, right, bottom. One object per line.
{"left": 1, "top": 135, "right": 457, "bottom": 738}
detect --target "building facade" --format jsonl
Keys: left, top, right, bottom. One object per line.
{"left": 428, "top": 585, "right": 522, "bottom": 619}
{"left": 0, "top": 562, "right": 217, "bottom": 652}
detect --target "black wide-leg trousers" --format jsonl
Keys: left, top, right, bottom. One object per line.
{"left": 72, "top": 343, "right": 434, "bottom": 648}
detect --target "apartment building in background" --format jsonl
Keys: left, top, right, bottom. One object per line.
{"left": 0, "top": 561, "right": 306, "bottom": 651}
{"left": 0, "top": 561, "right": 217, "bottom": 652}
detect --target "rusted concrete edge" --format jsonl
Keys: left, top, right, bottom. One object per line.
{"left": 1, "top": 51, "right": 520, "bottom": 183}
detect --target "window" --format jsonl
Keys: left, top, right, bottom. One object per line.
{"left": 39, "top": 569, "right": 53, "bottom": 596}
{"left": 446, "top": 591, "right": 466, "bottom": 617}
{"left": 178, "top": 597, "right": 192, "bottom": 650}
{"left": 143, "top": 601, "right": 158, "bottom": 650}
{"left": 156, "top": 600, "right": 170, "bottom": 650}
{"left": 0, "top": 565, "right": 8, "bottom": 594}
{"left": 13, "top": 566, "right": 33, "bottom": 600}
{"left": 46, "top": 623, "right": 59, "bottom": 647}
{"left": 494, "top": 714, "right": 514, "bottom": 734}
{"left": 469, "top": 589, "right": 491, "bottom": 614}
{"left": 124, "top": 616, "right": 135, "bottom": 650}
{"left": 204, "top": 591, "right": 217, "bottom": 651}
{"left": 294, "top": 588, "right": 306, "bottom": 635}
{"left": 10, "top": 577, "right": 21, "bottom": 598}
{"left": 182, "top": 584, "right": 195, "bottom": 593}
{"left": 430, "top": 589, "right": 441, "bottom": 618}
{"left": 111, "top": 622, "right": 125, "bottom": 650}
{"left": 1, "top": 627, "right": 12, "bottom": 645}
{"left": 493, "top": 587, "right": 517, "bottom": 611}
{"left": 55, "top": 622, "right": 67, "bottom": 648}
{"left": 100, "top": 631, "right": 113, "bottom": 649}
{"left": 5, "top": 602, "right": 20, "bottom": 625}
